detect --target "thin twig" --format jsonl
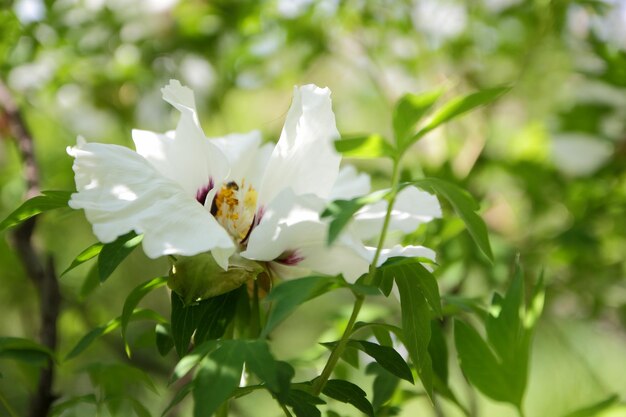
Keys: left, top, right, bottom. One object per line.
{"left": 0, "top": 80, "right": 61, "bottom": 417}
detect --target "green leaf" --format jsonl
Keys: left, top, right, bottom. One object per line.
{"left": 0, "top": 11, "right": 21, "bottom": 63}
{"left": 61, "top": 242, "right": 103, "bottom": 276}
{"left": 416, "top": 86, "right": 511, "bottom": 138}
{"left": 393, "top": 89, "right": 443, "bottom": 152}
{"left": 322, "top": 379, "right": 374, "bottom": 417}
{"left": 242, "top": 340, "right": 281, "bottom": 393}
{"left": 485, "top": 262, "right": 524, "bottom": 365}
{"left": 429, "top": 321, "right": 449, "bottom": 385}
{"left": 170, "top": 292, "right": 197, "bottom": 357}
{"left": 0, "top": 191, "right": 72, "bottom": 232}
{"left": 334, "top": 134, "right": 393, "bottom": 158}
{"left": 49, "top": 394, "right": 97, "bottom": 417}
{"left": 412, "top": 178, "right": 493, "bottom": 261}
{"left": 170, "top": 340, "right": 219, "bottom": 385}
{"left": 80, "top": 264, "right": 100, "bottom": 298}
{"left": 395, "top": 267, "right": 433, "bottom": 399}
{"left": 121, "top": 276, "right": 168, "bottom": 357}
{"left": 285, "top": 389, "right": 325, "bottom": 417}
{"left": 322, "top": 189, "right": 389, "bottom": 246}
{"left": 262, "top": 275, "right": 340, "bottom": 337}
{"left": 365, "top": 363, "right": 400, "bottom": 411}
{"left": 98, "top": 232, "right": 143, "bottom": 283}
{"left": 170, "top": 289, "right": 240, "bottom": 358}
{"left": 0, "top": 337, "right": 56, "bottom": 366}
{"left": 454, "top": 319, "right": 514, "bottom": 404}
{"left": 320, "top": 342, "right": 359, "bottom": 369}
{"left": 376, "top": 257, "right": 442, "bottom": 316}
{"left": 155, "top": 324, "right": 174, "bottom": 356}
{"left": 130, "top": 398, "right": 152, "bottom": 417}
{"left": 65, "top": 309, "right": 165, "bottom": 361}
{"left": 162, "top": 382, "right": 192, "bottom": 417}
{"left": 454, "top": 264, "right": 544, "bottom": 411}
{"left": 194, "top": 288, "right": 240, "bottom": 343}
{"left": 193, "top": 340, "right": 247, "bottom": 417}
{"left": 372, "top": 326, "right": 393, "bottom": 347}
{"left": 349, "top": 340, "right": 413, "bottom": 383}
{"left": 65, "top": 319, "right": 120, "bottom": 361}
{"left": 562, "top": 395, "right": 620, "bottom": 417}
{"left": 275, "top": 361, "right": 296, "bottom": 399}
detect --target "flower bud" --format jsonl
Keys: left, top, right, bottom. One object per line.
{"left": 168, "top": 253, "right": 264, "bottom": 305}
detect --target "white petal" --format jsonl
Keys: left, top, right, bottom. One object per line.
{"left": 210, "top": 131, "right": 271, "bottom": 190}
{"left": 258, "top": 85, "right": 341, "bottom": 206}
{"left": 242, "top": 188, "right": 369, "bottom": 281}
{"left": 132, "top": 80, "right": 229, "bottom": 198}
{"left": 373, "top": 244, "right": 437, "bottom": 266}
{"left": 68, "top": 140, "right": 235, "bottom": 264}
{"left": 329, "top": 165, "right": 371, "bottom": 201}
{"left": 353, "top": 186, "right": 442, "bottom": 240}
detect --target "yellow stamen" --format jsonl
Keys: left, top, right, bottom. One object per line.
{"left": 214, "top": 180, "right": 257, "bottom": 242}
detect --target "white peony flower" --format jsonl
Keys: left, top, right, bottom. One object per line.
{"left": 68, "top": 80, "right": 441, "bottom": 289}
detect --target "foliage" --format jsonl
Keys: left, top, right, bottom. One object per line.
{"left": 1, "top": 1, "right": 625, "bottom": 417}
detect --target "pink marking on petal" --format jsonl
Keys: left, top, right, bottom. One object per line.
{"left": 196, "top": 177, "right": 214, "bottom": 205}
{"left": 277, "top": 250, "right": 304, "bottom": 266}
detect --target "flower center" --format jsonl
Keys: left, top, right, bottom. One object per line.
{"left": 212, "top": 180, "right": 258, "bottom": 243}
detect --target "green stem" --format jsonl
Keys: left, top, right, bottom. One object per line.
{"left": 312, "top": 294, "right": 365, "bottom": 395}
{"left": 0, "top": 391, "right": 18, "bottom": 417}
{"left": 312, "top": 158, "right": 402, "bottom": 395}
{"left": 364, "top": 158, "right": 401, "bottom": 285}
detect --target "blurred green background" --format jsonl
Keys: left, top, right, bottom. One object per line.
{"left": 1, "top": 0, "right": 625, "bottom": 416}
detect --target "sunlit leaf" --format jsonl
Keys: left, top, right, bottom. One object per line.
{"left": 170, "top": 340, "right": 218, "bottom": 385}
{"left": 415, "top": 86, "right": 511, "bottom": 138}
{"left": 0, "top": 11, "right": 20, "bottom": 63}
{"left": 61, "top": 242, "right": 103, "bottom": 276}
{"left": 0, "top": 191, "right": 72, "bottom": 232}
{"left": 393, "top": 89, "right": 443, "bottom": 152}
{"left": 334, "top": 134, "right": 394, "bottom": 158}
{"left": 98, "top": 232, "right": 143, "bottom": 283}
{"left": 412, "top": 178, "right": 493, "bottom": 262}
